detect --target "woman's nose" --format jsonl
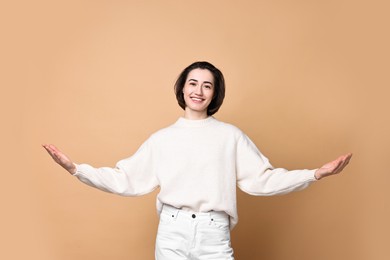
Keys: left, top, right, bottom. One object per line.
{"left": 194, "top": 85, "right": 203, "bottom": 95}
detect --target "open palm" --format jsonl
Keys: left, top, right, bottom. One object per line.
{"left": 315, "top": 153, "right": 352, "bottom": 180}
{"left": 42, "top": 144, "right": 76, "bottom": 174}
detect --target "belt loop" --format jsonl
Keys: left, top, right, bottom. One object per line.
{"left": 172, "top": 208, "right": 179, "bottom": 220}
{"left": 209, "top": 211, "right": 214, "bottom": 222}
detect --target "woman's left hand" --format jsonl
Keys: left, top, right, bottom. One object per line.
{"left": 314, "top": 153, "right": 353, "bottom": 180}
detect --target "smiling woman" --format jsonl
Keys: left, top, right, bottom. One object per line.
{"left": 43, "top": 61, "right": 352, "bottom": 260}
{"left": 182, "top": 69, "right": 215, "bottom": 119}
{"left": 174, "top": 61, "right": 225, "bottom": 119}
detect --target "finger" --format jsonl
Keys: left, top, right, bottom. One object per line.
{"left": 336, "top": 154, "right": 352, "bottom": 173}
{"left": 345, "top": 153, "right": 353, "bottom": 164}
{"left": 43, "top": 144, "right": 56, "bottom": 155}
{"left": 42, "top": 144, "right": 51, "bottom": 152}
{"left": 333, "top": 154, "right": 352, "bottom": 174}
{"left": 328, "top": 156, "right": 345, "bottom": 174}
{"left": 49, "top": 150, "right": 60, "bottom": 162}
{"left": 44, "top": 146, "right": 62, "bottom": 162}
{"left": 43, "top": 145, "right": 56, "bottom": 159}
{"left": 46, "top": 145, "right": 63, "bottom": 159}
{"left": 332, "top": 156, "right": 344, "bottom": 170}
{"left": 48, "top": 144, "right": 60, "bottom": 153}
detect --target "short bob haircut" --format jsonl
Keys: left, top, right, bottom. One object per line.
{"left": 174, "top": 61, "right": 225, "bottom": 116}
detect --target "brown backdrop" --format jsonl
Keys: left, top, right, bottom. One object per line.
{"left": 2, "top": 0, "right": 389, "bottom": 259}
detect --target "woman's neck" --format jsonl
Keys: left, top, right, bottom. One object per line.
{"left": 183, "top": 109, "right": 208, "bottom": 120}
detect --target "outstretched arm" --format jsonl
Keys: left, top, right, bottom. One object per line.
{"left": 42, "top": 144, "right": 76, "bottom": 175}
{"left": 314, "top": 153, "right": 352, "bottom": 180}
{"left": 42, "top": 140, "right": 159, "bottom": 196}
{"left": 236, "top": 132, "right": 353, "bottom": 196}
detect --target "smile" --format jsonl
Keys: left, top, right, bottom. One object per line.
{"left": 190, "top": 97, "right": 205, "bottom": 102}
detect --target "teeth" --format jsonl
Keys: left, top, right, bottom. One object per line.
{"left": 191, "top": 97, "right": 203, "bottom": 101}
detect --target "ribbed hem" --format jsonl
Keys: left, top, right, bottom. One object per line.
{"left": 174, "top": 116, "right": 217, "bottom": 127}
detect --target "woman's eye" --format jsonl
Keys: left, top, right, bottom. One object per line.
{"left": 204, "top": 85, "right": 211, "bottom": 89}
{"left": 189, "top": 82, "right": 196, "bottom": 86}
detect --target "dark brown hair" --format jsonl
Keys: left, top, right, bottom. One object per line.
{"left": 174, "top": 61, "right": 225, "bottom": 116}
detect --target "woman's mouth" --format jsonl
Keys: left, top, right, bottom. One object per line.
{"left": 190, "top": 97, "right": 204, "bottom": 103}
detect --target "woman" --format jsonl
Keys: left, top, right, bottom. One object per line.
{"left": 43, "top": 61, "right": 352, "bottom": 260}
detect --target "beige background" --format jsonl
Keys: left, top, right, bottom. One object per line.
{"left": 1, "top": 0, "right": 389, "bottom": 259}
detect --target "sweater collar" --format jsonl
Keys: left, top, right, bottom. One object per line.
{"left": 175, "top": 116, "right": 217, "bottom": 127}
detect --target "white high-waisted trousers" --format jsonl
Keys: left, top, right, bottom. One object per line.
{"left": 155, "top": 204, "right": 234, "bottom": 260}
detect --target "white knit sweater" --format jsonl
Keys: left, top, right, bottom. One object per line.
{"left": 74, "top": 116, "right": 316, "bottom": 229}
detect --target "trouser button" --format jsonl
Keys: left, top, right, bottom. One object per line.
{"left": 192, "top": 214, "right": 196, "bottom": 218}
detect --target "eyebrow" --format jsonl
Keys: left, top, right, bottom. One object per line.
{"left": 188, "top": 79, "right": 214, "bottom": 85}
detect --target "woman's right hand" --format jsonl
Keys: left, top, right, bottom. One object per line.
{"left": 42, "top": 144, "right": 77, "bottom": 175}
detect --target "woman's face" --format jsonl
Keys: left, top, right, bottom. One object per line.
{"left": 183, "top": 68, "right": 215, "bottom": 119}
